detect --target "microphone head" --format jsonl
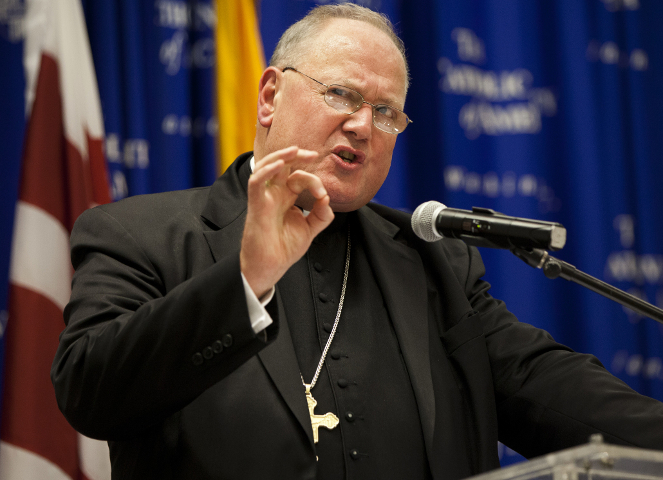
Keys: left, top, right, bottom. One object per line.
{"left": 412, "top": 201, "right": 447, "bottom": 242}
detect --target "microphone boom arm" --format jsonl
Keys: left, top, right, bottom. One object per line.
{"left": 511, "top": 248, "right": 663, "bottom": 325}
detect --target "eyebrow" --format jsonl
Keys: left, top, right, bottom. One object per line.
{"left": 336, "top": 78, "right": 402, "bottom": 107}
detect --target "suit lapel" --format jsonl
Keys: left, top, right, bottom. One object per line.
{"left": 204, "top": 222, "right": 314, "bottom": 447}
{"left": 200, "top": 154, "right": 314, "bottom": 448}
{"left": 257, "top": 292, "right": 315, "bottom": 446}
{"left": 200, "top": 156, "right": 250, "bottom": 263}
{"left": 357, "top": 207, "right": 436, "bottom": 456}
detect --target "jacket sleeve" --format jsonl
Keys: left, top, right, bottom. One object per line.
{"left": 51, "top": 205, "right": 278, "bottom": 441}
{"left": 458, "top": 243, "right": 663, "bottom": 457}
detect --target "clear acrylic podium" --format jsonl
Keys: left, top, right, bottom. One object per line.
{"left": 466, "top": 436, "right": 663, "bottom": 480}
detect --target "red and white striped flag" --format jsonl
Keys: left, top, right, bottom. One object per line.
{"left": 0, "top": 0, "right": 112, "bottom": 478}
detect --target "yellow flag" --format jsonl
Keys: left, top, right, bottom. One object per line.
{"left": 216, "top": 0, "right": 266, "bottom": 173}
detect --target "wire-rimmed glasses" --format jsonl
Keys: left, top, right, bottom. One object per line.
{"left": 282, "top": 67, "right": 412, "bottom": 135}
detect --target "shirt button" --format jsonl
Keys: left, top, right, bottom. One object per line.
{"left": 212, "top": 340, "right": 223, "bottom": 353}
{"left": 222, "top": 333, "right": 233, "bottom": 348}
{"left": 323, "top": 323, "right": 333, "bottom": 333}
{"left": 191, "top": 353, "right": 204, "bottom": 366}
{"left": 202, "top": 346, "right": 213, "bottom": 360}
{"left": 314, "top": 262, "right": 323, "bottom": 272}
{"left": 349, "top": 449, "right": 360, "bottom": 460}
{"left": 337, "top": 378, "right": 348, "bottom": 388}
{"left": 318, "top": 292, "right": 329, "bottom": 302}
{"left": 345, "top": 412, "right": 355, "bottom": 422}
{"left": 330, "top": 351, "right": 341, "bottom": 360}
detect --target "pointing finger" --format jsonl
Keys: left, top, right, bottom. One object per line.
{"left": 254, "top": 147, "right": 317, "bottom": 173}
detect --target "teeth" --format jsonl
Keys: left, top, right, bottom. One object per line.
{"left": 338, "top": 151, "right": 356, "bottom": 162}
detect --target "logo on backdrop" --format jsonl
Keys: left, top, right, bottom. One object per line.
{"left": 601, "top": 0, "right": 640, "bottom": 12}
{"left": 606, "top": 214, "right": 663, "bottom": 385}
{"left": 438, "top": 28, "right": 557, "bottom": 139}
{"left": 105, "top": 134, "right": 150, "bottom": 200}
{"left": 0, "top": 0, "right": 25, "bottom": 42}
{"left": 443, "top": 165, "right": 561, "bottom": 213}
{"left": 590, "top": 0, "right": 647, "bottom": 71}
{"left": 604, "top": 214, "right": 663, "bottom": 321}
{"left": 162, "top": 114, "right": 218, "bottom": 138}
{"left": 612, "top": 350, "right": 663, "bottom": 383}
{"left": 586, "top": 40, "right": 648, "bottom": 71}
{"left": 156, "top": 0, "right": 216, "bottom": 75}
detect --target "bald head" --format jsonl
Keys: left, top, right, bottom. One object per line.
{"left": 269, "top": 4, "right": 410, "bottom": 94}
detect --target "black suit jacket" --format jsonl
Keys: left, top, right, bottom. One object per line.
{"left": 52, "top": 153, "right": 663, "bottom": 479}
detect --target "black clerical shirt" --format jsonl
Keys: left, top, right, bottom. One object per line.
{"left": 279, "top": 213, "right": 432, "bottom": 480}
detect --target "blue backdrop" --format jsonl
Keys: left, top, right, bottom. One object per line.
{"left": 81, "top": 0, "right": 218, "bottom": 200}
{"left": 2, "top": 0, "right": 663, "bottom": 468}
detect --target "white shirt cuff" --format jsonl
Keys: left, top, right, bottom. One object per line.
{"left": 241, "top": 272, "right": 274, "bottom": 333}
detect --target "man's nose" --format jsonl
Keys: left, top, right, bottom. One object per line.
{"left": 342, "top": 103, "right": 373, "bottom": 139}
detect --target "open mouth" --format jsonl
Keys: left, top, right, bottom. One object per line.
{"left": 337, "top": 150, "right": 356, "bottom": 163}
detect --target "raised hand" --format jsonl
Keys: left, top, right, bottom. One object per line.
{"left": 240, "top": 146, "right": 335, "bottom": 298}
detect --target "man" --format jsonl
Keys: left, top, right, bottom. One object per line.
{"left": 52, "top": 4, "right": 663, "bottom": 480}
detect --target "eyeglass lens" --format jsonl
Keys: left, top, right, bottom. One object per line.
{"left": 324, "top": 85, "right": 407, "bottom": 134}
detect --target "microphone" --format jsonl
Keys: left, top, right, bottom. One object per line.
{"left": 411, "top": 201, "right": 566, "bottom": 251}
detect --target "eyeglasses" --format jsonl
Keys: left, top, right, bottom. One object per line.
{"left": 282, "top": 67, "right": 412, "bottom": 135}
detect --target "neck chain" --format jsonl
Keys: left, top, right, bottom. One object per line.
{"left": 302, "top": 225, "right": 350, "bottom": 444}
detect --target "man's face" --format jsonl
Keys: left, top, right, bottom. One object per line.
{"left": 261, "top": 19, "right": 408, "bottom": 212}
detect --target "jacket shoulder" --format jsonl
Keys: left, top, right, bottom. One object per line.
{"left": 99, "top": 186, "right": 211, "bottom": 218}
{"left": 76, "top": 186, "right": 213, "bottom": 233}
{"left": 365, "top": 202, "right": 475, "bottom": 268}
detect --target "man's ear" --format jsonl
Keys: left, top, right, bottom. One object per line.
{"left": 257, "top": 67, "right": 280, "bottom": 128}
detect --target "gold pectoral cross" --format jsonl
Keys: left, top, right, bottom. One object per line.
{"left": 304, "top": 384, "right": 339, "bottom": 443}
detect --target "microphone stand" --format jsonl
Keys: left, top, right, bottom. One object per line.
{"left": 511, "top": 247, "right": 663, "bottom": 326}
